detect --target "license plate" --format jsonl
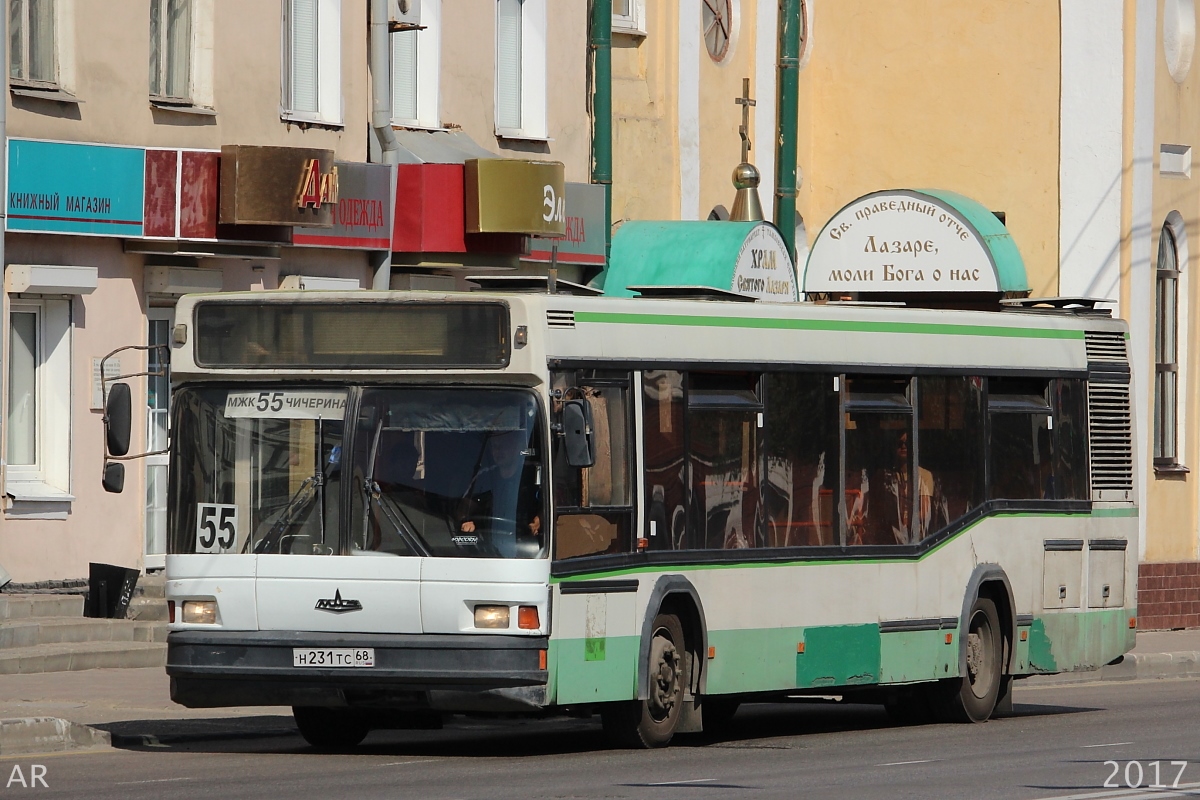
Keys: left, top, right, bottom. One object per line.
{"left": 292, "top": 648, "right": 375, "bottom": 668}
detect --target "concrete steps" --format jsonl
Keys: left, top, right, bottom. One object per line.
{"left": 0, "top": 583, "right": 167, "bottom": 674}
{"left": 0, "top": 618, "right": 167, "bottom": 649}
{"left": 0, "top": 641, "right": 166, "bottom": 675}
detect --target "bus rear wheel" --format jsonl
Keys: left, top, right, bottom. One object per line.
{"left": 292, "top": 706, "right": 370, "bottom": 749}
{"left": 601, "top": 613, "right": 685, "bottom": 748}
{"left": 937, "top": 597, "right": 1003, "bottom": 723}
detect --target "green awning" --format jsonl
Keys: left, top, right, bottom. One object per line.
{"left": 595, "top": 220, "right": 798, "bottom": 301}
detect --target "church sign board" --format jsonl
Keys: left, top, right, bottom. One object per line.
{"left": 803, "top": 189, "right": 1028, "bottom": 296}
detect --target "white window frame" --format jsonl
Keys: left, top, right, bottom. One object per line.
{"left": 281, "top": 0, "right": 343, "bottom": 126}
{"left": 1154, "top": 213, "right": 1190, "bottom": 472}
{"left": 8, "top": 0, "right": 74, "bottom": 91}
{"left": 391, "top": 0, "right": 441, "bottom": 129}
{"left": 149, "top": 0, "right": 214, "bottom": 110}
{"left": 4, "top": 297, "right": 73, "bottom": 504}
{"left": 612, "top": 0, "right": 646, "bottom": 36}
{"left": 494, "top": 0, "right": 547, "bottom": 141}
{"left": 9, "top": 0, "right": 62, "bottom": 89}
{"left": 149, "top": 0, "right": 193, "bottom": 103}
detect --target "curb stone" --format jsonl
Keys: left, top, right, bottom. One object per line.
{"left": 0, "top": 717, "right": 111, "bottom": 755}
{"left": 1024, "top": 650, "right": 1200, "bottom": 686}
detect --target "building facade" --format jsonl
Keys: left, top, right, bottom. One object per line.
{"left": 0, "top": 0, "right": 590, "bottom": 583}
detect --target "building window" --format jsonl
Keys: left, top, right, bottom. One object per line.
{"left": 282, "top": 0, "right": 342, "bottom": 125}
{"left": 612, "top": 0, "right": 645, "bottom": 35}
{"left": 150, "top": 0, "right": 192, "bottom": 101}
{"left": 391, "top": 0, "right": 440, "bottom": 128}
{"left": 5, "top": 299, "right": 72, "bottom": 499}
{"left": 494, "top": 0, "right": 546, "bottom": 139}
{"left": 9, "top": 0, "right": 57, "bottom": 86}
{"left": 1155, "top": 222, "right": 1181, "bottom": 465}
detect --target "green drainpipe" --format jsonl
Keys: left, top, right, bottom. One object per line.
{"left": 775, "top": 0, "right": 801, "bottom": 262}
{"left": 591, "top": 0, "right": 613, "bottom": 265}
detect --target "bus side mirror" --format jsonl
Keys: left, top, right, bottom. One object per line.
{"left": 104, "top": 382, "right": 132, "bottom": 457}
{"left": 563, "top": 399, "right": 595, "bottom": 468}
{"left": 102, "top": 462, "right": 125, "bottom": 494}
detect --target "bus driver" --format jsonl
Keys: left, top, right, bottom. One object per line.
{"left": 458, "top": 429, "right": 542, "bottom": 556}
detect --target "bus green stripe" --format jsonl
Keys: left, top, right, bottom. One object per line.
{"left": 1091, "top": 507, "right": 1138, "bottom": 518}
{"left": 549, "top": 509, "right": 1124, "bottom": 583}
{"left": 573, "top": 310, "right": 1087, "bottom": 340}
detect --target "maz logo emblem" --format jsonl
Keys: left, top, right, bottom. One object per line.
{"left": 315, "top": 590, "right": 362, "bottom": 614}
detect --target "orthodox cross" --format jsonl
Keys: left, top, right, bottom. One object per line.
{"left": 735, "top": 77, "right": 755, "bottom": 163}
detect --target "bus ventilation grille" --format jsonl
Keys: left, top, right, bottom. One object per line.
{"left": 1084, "top": 331, "right": 1127, "bottom": 363}
{"left": 1088, "top": 382, "right": 1134, "bottom": 494}
{"left": 546, "top": 310, "right": 576, "bottom": 329}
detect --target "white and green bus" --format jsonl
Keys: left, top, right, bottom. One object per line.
{"left": 108, "top": 287, "right": 1135, "bottom": 748}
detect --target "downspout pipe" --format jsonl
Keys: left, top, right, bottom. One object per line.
{"left": 369, "top": 0, "right": 397, "bottom": 290}
{"left": 774, "top": 0, "right": 800, "bottom": 263}
{"left": 370, "top": 0, "right": 401, "bottom": 165}
{"left": 590, "top": 0, "right": 613, "bottom": 264}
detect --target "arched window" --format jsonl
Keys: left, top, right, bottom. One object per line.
{"left": 1155, "top": 222, "right": 1181, "bottom": 464}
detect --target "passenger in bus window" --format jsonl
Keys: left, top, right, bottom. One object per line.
{"left": 458, "top": 430, "right": 542, "bottom": 555}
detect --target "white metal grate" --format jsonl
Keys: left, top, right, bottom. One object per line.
{"left": 1088, "top": 382, "right": 1133, "bottom": 495}
{"left": 546, "top": 310, "right": 575, "bottom": 329}
{"left": 1085, "top": 331, "right": 1128, "bottom": 364}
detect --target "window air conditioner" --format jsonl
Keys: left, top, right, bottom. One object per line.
{"left": 389, "top": 0, "right": 422, "bottom": 30}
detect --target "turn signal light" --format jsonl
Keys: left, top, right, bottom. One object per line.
{"left": 474, "top": 605, "right": 510, "bottom": 629}
{"left": 518, "top": 606, "right": 540, "bottom": 629}
{"left": 181, "top": 600, "right": 217, "bottom": 625}
{"left": 168, "top": 601, "right": 175, "bottom": 623}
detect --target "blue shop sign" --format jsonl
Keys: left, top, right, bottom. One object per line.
{"left": 7, "top": 139, "right": 146, "bottom": 237}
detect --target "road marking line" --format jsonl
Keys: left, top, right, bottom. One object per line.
{"left": 1032, "top": 780, "right": 1200, "bottom": 799}
{"left": 116, "top": 777, "right": 193, "bottom": 785}
{"left": 376, "top": 760, "right": 437, "bottom": 767}
{"left": 1081, "top": 742, "right": 1134, "bottom": 748}
{"left": 878, "top": 759, "right": 936, "bottom": 767}
{"left": 646, "top": 778, "right": 717, "bottom": 786}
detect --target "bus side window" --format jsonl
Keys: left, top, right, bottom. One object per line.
{"left": 917, "top": 376, "right": 984, "bottom": 539}
{"left": 551, "top": 371, "right": 634, "bottom": 559}
{"left": 987, "top": 377, "right": 1053, "bottom": 500}
{"left": 763, "top": 373, "right": 839, "bottom": 547}
{"left": 643, "top": 370, "right": 687, "bottom": 551}
{"left": 1051, "top": 378, "right": 1089, "bottom": 500}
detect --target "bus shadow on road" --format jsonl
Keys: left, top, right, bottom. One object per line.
{"left": 98, "top": 699, "right": 1101, "bottom": 758}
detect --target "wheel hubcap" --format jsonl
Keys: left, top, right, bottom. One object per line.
{"left": 648, "top": 633, "right": 681, "bottom": 721}
{"left": 965, "top": 610, "right": 996, "bottom": 699}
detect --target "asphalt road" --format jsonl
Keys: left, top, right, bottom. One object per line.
{"left": 5, "top": 679, "right": 1200, "bottom": 800}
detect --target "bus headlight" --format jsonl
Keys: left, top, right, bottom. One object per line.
{"left": 181, "top": 600, "right": 218, "bottom": 625}
{"left": 474, "top": 605, "right": 510, "bottom": 629}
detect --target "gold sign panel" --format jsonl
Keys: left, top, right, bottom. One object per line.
{"left": 219, "top": 145, "right": 336, "bottom": 227}
{"left": 465, "top": 159, "right": 566, "bottom": 236}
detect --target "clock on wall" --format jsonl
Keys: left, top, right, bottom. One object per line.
{"left": 703, "top": 0, "right": 733, "bottom": 62}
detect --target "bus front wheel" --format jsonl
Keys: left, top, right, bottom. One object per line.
{"left": 601, "top": 613, "right": 685, "bottom": 748}
{"left": 292, "top": 706, "right": 370, "bottom": 749}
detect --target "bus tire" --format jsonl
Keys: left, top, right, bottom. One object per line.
{"left": 939, "top": 597, "right": 1003, "bottom": 723}
{"left": 601, "top": 612, "right": 685, "bottom": 748}
{"left": 292, "top": 706, "right": 370, "bottom": 749}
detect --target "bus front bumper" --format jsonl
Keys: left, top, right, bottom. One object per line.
{"left": 167, "top": 630, "right": 549, "bottom": 710}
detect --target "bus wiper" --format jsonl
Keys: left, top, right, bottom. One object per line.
{"left": 250, "top": 472, "right": 322, "bottom": 554}
{"left": 250, "top": 418, "right": 336, "bottom": 555}
{"left": 360, "top": 418, "right": 431, "bottom": 556}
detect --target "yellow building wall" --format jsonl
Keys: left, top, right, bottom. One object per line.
{"left": 795, "top": 0, "right": 1062, "bottom": 297}
{"left": 1141, "top": 0, "right": 1200, "bottom": 562}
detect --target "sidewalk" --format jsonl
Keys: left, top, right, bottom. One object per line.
{"left": 2, "top": 629, "right": 1199, "bottom": 756}
{"left": 0, "top": 667, "right": 292, "bottom": 755}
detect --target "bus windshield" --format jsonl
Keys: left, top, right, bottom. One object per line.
{"left": 350, "top": 388, "right": 545, "bottom": 559}
{"left": 167, "top": 386, "right": 546, "bottom": 559}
